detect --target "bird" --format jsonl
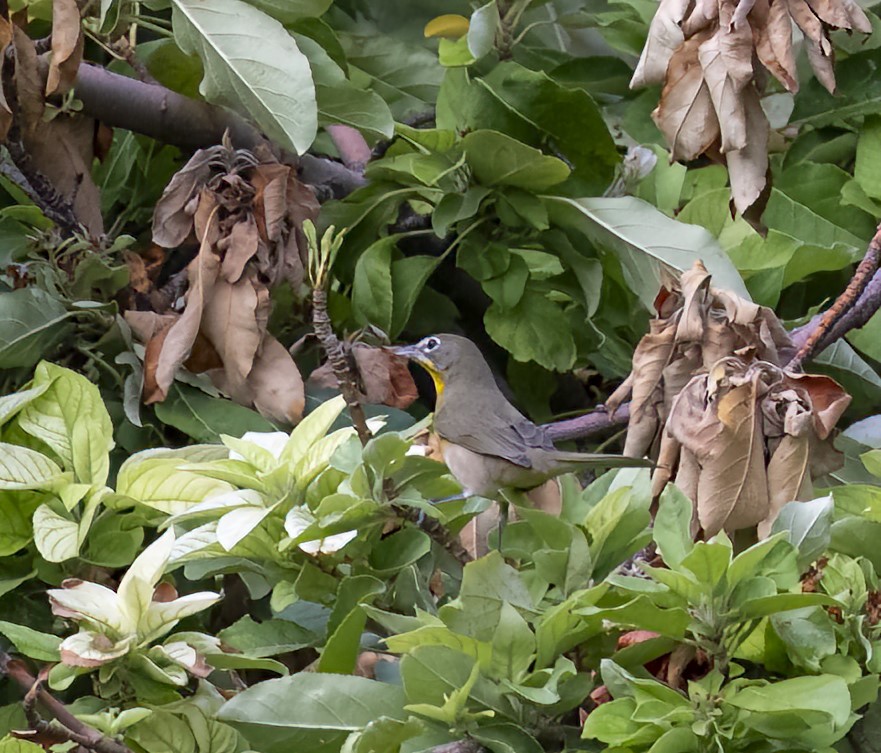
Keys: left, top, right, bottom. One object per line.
{"left": 390, "top": 334, "right": 650, "bottom": 502}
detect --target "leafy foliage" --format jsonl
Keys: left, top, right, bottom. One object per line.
{"left": 3, "top": 0, "right": 881, "bottom": 751}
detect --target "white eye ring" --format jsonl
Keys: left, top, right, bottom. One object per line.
{"left": 423, "top": 337, "right": 440, "bottom": 352}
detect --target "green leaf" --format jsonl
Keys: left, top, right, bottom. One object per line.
{"left": 771, "top": 607, "right": 837, "bottom": 673}
{"left": 467, "top": 1, "right": 499, "bottom": 59}
{"left": 219, "top": 616, "right": 317, "bottom": 657}
{"left": 0, "top": 384, "right": 50, "bottom": 428}
{"left": 314, "top": 82, "right": 393, "bottom": 139}
{"left": 172, "top": 0, "right": 317, "bottom": 154}
{"left": 483, "top": 255, "right": 529, "bottom": 310}
{"left": 0, "top": 621, "right": 61, "bottom": 661}
{"left": 340, "top": 32, "right": 443, "bottom": 119}
{"left": 217, "top": 674, "right": 407, "bottom": 752}
{"left": 155, "top": 384, "right": 275, "bottom": 443}
{"left": 727, "top": 674, "right": 851, "bottom": 729}
{"left": 737, "top": 593, "right": 841, "bottom": 619}
{"left": 485, "top": 290, "right": 576, "bottom": 371}
{"left": 390, "top": 256, "right": 439, "bottom": 338}
{"left": 0, "top": 444, "right": 63, "bottom": 490}
{"left": 856, "top": 114, "right": 881, "bottom": 200}
{"left": 342, "top": 716, "right": 423, "bottom": 753}
{"left": 18, "top": 362, "right": 113, "bottom": 486}
{"left": 652, "top": 484, "right": 693, "bottom": 569}
{"left": 791, "top": 47, "right": 881, "bottom": 126}
{"left": 0, "top": 491, "right": 40, "bottom": 555}
{"left": 0, "top": 738, "right": 46, "bottom": 752}
{"left": 243, "top": 0, "right": 332, "bottom": 23}
{"left": 547, "top": 196, "right": 750, "bottom": 308}
{"left": 478, "top": 61, "right": 619, "bottom": 194}
{"left": 472, "top": 723, "right": 543, "bottom": 753}
{"left": 352, "top": 236, "right": 394, "bottom": 334}
{"left": 126, "top": 709, "right": 197, "bottom": 753}
{"left": 771, "top": 496, "right": 833, "bottom": 570}
{"left": 369, "top": 528, "right": 431, "bottom": 574}
{"left": 82, "top": 513, "right": 144, "bottom": 568}
{"left": 0, "top": 289, "right": 72, "bottom": 369}
{"left": 318, "top": 605, "right": 368, "bottom": 674}
{"left": 463, "top": 130, "right": 570, "bottom": 190}
{"left": 490, "top": 602, "right": 535, "bottom": 682}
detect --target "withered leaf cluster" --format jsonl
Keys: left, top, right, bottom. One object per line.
{"left": 126, "top": 141, "right": 319, "bottom": 425}
{"left": 610, "top": 262, "right": 851, "bottom": 536}
{"left": 1, "top": 4, "right": 103, "bottom": 234}
{"left": 631, "top": 0, "right": 871, "bottom": 212}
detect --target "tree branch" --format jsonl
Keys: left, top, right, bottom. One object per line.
{"left": 72, "top": 63, "right": 365, "bottom": 199}
{"left": 541, "top": 403, "right": 630, "bottom": 442}
{"left": 787, "top": 222, "right": 881, "bottom": 371}
{"left": 0, "top": 650, "right": 133, "bottom": 753}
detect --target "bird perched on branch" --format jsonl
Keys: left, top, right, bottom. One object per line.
{"left": 391, "top": 334, "right": 649, "bottom": 500}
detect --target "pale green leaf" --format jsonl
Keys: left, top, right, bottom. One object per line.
{"left": 172, "top": 0, "right": 317, "bottom": 154}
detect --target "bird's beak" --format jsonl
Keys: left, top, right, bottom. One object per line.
{"left": 387, "top": 344, "right": 421, "bottom": 361}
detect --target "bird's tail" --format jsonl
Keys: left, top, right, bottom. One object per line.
{"left": 548, "top": 451, "right": 653, "bottom": 469}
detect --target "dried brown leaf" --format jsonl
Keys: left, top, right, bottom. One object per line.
{"left": 12, "top": 27, "right": 44, "bottom": 134}
{"left": 682, "top": 0, "right": 720, "bottom": 36}
{"left": 760, "top": 433, "right": 812, "bottom": 537}
{"left": 125, "top": 310, "right": 178, "bottom": 343}
{"left": 152, "top": 211, "right": 222, "bottom": 401}
{"left": 654, "top": 34, "right": 721, "bottom": 162}
{"left": 219, "top": 215, "right": 260, "bottom": 283}
{"left": 784, "top": 372, "right": 851, "bottom": 439}
{"left": 698, "top": 25, "right": 752, "bottom": 153}
{"left": 751, "top": 0, "right": 799, "bottom": 92}
{"left": 46, "top": 0, "right": 83, "bottom": 98}
{"left": 0, "top": 19, "right": 13, "bottom": 142}
{"left": 804, "top": 37, "right": 837, "bottom": 95}
{"left": 152, "top": 150, "right": 218, "bottom": 247}
{"left": 696, "top": 376, "right": 770, "bottom": 534}
{"left": 727, "top": 86, "right": 769, "bottom": 213}
{"left": 805, "top": 0, "right": 872, "bottom": 31}
{"left": 353, "top": 345, "right": 419, "bottom": 409}
{"left": 245, "top": 334, "right": 306, "bottom": 424}
{"left": 201, "top": 276, "right": 264, "bottom": 391}
{"left": 631, "top": 0, "right": 691, "bottom": 87}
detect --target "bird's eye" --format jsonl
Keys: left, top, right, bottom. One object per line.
{"left": 423, "top": 337, "right": 440, "bottom": 352}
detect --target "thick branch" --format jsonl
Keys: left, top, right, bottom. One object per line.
{"left": 542, "top": 403, "right": 630, "bottom": 442}
{"left": 72, "top": 63, "right": 365, "bottom": 199}
{"left": 0, "top": 650, "right": 132, "bottom": 753}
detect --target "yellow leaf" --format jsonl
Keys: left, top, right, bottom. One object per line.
{"left": 424, "top": 14, "right": 470, "bottom": 39}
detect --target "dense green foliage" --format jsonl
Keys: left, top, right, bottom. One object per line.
{"left": 4, "top": 0, "right": 881, "bottom": 752}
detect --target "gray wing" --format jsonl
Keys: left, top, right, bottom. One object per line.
{"left": 435, "top": 404, "right": 553, "bottom": 469}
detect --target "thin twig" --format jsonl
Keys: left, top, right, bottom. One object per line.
{"left": 787, "top": 222, "right": 881, "bottom": 371}
{"left": 311, "top": 288, "right": 372, "bottom": 445}
{"left": 393, "top": 504, "right": 473, "bottom": 565}
{"left": 0, "top": 650, "right": 133, "bottom": 753}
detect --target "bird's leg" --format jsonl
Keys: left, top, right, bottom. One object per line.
{"left": 430, "top": 492, "right": 469, "bottom": 504}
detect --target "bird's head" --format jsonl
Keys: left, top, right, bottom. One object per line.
{"left": 390, "top": 334, "right": 490, "bottom": 399}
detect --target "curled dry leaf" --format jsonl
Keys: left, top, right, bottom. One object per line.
{"left": 46, "top": 0, "right": 84, "bottom": 97}
{"left": 132, "top": 143, "right": 318, "bottom": 424}
{"left": 308, "top": 344, "right": 419, "bottom": 410}
{"left": 616, "top": 261, "right": 851, "bottom": 537}
{"left": 12, "top": 27, "right": 103, "bottom": 233}
{"left": 0, "top": 18, "right": 14, "bottom": 141}
{"left": 632, "top": 0, "right": 870, "bottom": 211}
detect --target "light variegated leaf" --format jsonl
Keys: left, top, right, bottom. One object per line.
{"left": 117, "top": 457, "right": 235, "bottom": 514}
{"left": 216, "top": 505, "right": 275, "bottom": 551}
{"left": 118, "top": 529, "right": 177, "bottom": 623}
{"left": 139, "top": 592, "right": 222, "bottom": 645}
{"left": 280, "top": 395, "right": 346, "bottom": 465}
{"left": 59, "top": 630, "right": 132, "bottom": 667}
{"left": 48, "top": 579, "right": 131, "bottom": 636}
{"left": 0, "top": 443, "right": 64, "bottom": 490}
{"left": 33, "top": 503, "right": 81, "bottom": 563}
